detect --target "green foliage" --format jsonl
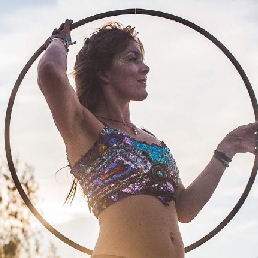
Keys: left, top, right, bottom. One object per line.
{"left": 0, "top": 157, "right": 60, "bottom": 258}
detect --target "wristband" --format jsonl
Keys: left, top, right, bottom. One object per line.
{"left": 214, "top": 150, "right": 232, "bottom": 162}
{"left": 213, "top": 150, "right": 232, "bottom": 168}
{"left": 47, "top": 35, "right": 76, "bottom": 52}
{"left": 213, "top": 154, "right": 229, "bottom": 167}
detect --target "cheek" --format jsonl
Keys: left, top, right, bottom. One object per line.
{"left": 116, "top": 68, "right": 135, "bottom": 84}
{"left": 116, "top": 58, "right": 127, "bottom": 66}
{"left": 114, "top": 59, "right": 136, "bottom": 73}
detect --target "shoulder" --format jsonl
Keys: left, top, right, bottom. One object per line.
{"left": 141, "top": 127, "right": 156, "bottom": 137}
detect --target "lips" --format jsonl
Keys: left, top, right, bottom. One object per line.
{"left": 137, "top": 78, "right": 147, "bottom": 84}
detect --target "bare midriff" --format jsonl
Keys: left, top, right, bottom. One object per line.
{"left": 92, "top": 195, "right": 184, "bottom": 258}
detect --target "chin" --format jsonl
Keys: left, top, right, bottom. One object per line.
{"left": 133, "top": 92, "right": 148, "bottom": 101}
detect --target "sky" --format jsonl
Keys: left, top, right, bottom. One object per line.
{"left": 1, "top": 0, "right": 258, "bottom": 257}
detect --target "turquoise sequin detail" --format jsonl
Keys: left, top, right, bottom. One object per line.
{"left": 71, "top": 126, "right": 180, "bottom": 218}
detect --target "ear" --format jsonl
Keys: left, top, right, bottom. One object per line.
{"left": 97, "top": 70, "right": 109, "bottom": 84}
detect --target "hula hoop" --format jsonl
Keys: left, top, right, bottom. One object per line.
{"left": 4, "top": 8, "right": 258, "bottom": 255}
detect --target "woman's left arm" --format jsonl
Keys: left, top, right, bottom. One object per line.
{"left": 175, "top": 121, "right": 258, "bottom": 223}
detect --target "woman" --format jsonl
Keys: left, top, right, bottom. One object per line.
{"left": 37, "top": 19, "right": 257, "bottom": 258}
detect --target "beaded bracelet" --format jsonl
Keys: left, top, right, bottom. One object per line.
{"left": 47, "top": 35, "right": 76, "bottom": 52}
{"left": 213, "top": 150, "right": 232, "bottom": 168}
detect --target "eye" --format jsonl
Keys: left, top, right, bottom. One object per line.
{"left": 126, "top": 52, "right": 144, "bottom": 63}
{"left": 128, "top": 56, "right": 137, "bottom": 61}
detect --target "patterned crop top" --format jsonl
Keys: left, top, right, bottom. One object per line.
{"left": 70, "top": 125, "right": 180, "bottom": 218}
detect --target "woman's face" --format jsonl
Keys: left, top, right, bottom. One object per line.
{"left": 104, "top": 40, "right": 150, "bottom": 102}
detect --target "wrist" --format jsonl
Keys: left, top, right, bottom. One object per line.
{"left": 49, "top": 38, "right": 68, "bottom": 51}
{"left": 216, "top": 140, "right": 236, "bottom": 160}
{"left": 45, "top": 35, "right": 76, "bottom": 53}
{"left": 213, "top": 150, "right": 231, "bottom": 167}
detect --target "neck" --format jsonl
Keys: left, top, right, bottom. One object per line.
{"left": 94, "top": 97, "right": 131, "bottom": 125}
{"left": 94, "top": 96, "right": 138, "bottom": 135}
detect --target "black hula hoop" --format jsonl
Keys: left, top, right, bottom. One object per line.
{"left": 4, "top": 8, "right": 258, "bottom": 255}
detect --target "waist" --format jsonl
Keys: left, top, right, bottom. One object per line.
{"left": 94, "top": 195, "right": 184, "bottom": 258}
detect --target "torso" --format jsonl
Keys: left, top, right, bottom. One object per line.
{"left": 66, "top": 117, "right": 185, "bottom": 258}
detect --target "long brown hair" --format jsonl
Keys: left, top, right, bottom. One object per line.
{"left": 66, "top": 22, "right": 144, "bottom": 204}
{"left": 73, "top": 22, "right": 144, "bottom": 112}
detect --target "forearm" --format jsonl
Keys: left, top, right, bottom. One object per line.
{"left": 37, "top": 40, "right": 68, "bottom": 87}
{"left": 176, "top": 141, "right": 235, "bottom": 223}
{"left": 176, "top": 156, "right": 227, "bottom": 222}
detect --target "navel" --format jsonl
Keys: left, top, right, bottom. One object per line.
{"left": 170, "top": 232, "right": 174, "bottom": 242}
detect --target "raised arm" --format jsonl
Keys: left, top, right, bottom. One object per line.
{"left": 37, "top": 20, "right": 102, "bottom": 164}
{"left": 37, "top": 20, "right": 81, "bottom": 138}
{"left": 175, "top": 122, "right": 258, "bottom": 223}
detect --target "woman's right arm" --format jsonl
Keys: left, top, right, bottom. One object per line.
{"left": 37, "top": 20, "right": 102, "bottom": 158}
{"left": 37, "top": 38, "right": 82, "bottom": 139}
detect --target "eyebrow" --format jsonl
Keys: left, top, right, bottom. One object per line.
{"left": 125, "top": 50, "right": 143, "bottom": 57}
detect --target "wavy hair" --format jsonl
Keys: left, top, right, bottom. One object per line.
{"left": 66, "top": 22, "right": 144, "bottom": 204}
{"left": 73, "top": 22, "right": 144, "bottom": 112}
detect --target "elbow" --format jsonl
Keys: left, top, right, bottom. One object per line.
{"left": 37, "top": 61, "right": 54, "bottom": 86}
{"left": 178, "top": 217, "right": 190, "bottom": 224}
{"left": 176, "top": 201, "right": 198, "bottom": 223}
{"left": 37, "top": 61, "right": 62, "bottom": 91}
{"left": 177, "top": 213, "right": 195, "bottom": 223}
{"left": 178, "top": 217, "right": 195, "bottom": 223}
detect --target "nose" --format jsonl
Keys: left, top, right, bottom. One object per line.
{"left": 141, "top": 62, "right": 150, "bottom": 75}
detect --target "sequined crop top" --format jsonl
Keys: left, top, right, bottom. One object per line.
{"left": 70, "top": 125, "right": 180, "bottom": 217}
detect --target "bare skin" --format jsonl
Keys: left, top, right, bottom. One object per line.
{"left": 38, "top": 20, "right": 258, "bottom": 258}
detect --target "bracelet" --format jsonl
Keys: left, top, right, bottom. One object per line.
{"left": 213, "top": 155, "right": 229, "bottom": 167}
{"left": 214, "top": 150, "right": 232, "bottom": 162}
{"left": 49, "top": 38, "right": 68, "bottom": 52}
{"left": 213, "top": 150, "right": 232, "bottom": 168}
{"left": 47, "top": 35, "right": 76, "bottom": 52}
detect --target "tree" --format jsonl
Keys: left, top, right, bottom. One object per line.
{"left": 0, "top": 157, "right": 60, "bottom": 258}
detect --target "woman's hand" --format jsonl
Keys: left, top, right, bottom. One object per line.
{"left": 51, "top": 19, "right": 73, "bottom": 41}
{"left": 44, "top": 19, "right": 74, "bottom": 50}
{"left": 217, "top": 121, "right": 258, "bottom": 158}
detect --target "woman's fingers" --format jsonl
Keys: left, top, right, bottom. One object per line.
{"left": 52, "top": 28, "right": 59, "bottom": 35}
{"left": 244, "top": 121, "right": 258, "bottom": 133}
{"left": 59, "top": 22, "right": 65, "bottom": 31}
{"left": 46, "top": 19, "right": 74, "bottom": 50}
{"left": 49, "top": 19, "right": 73, "bottom": 43}
{"left": 239, "top": 121, "right": 258, "bottom": 154}
{"left": 254, "top": 123, "right": 258, "bottom": 154}
{"left": 220, "top": 121, "right": 258, "bottom": 156}
{"left": 62, "top": 19, "right": 73, "bottom": 31}
{"left": 52, "top": 19, "right": 73, "bottom": 35}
